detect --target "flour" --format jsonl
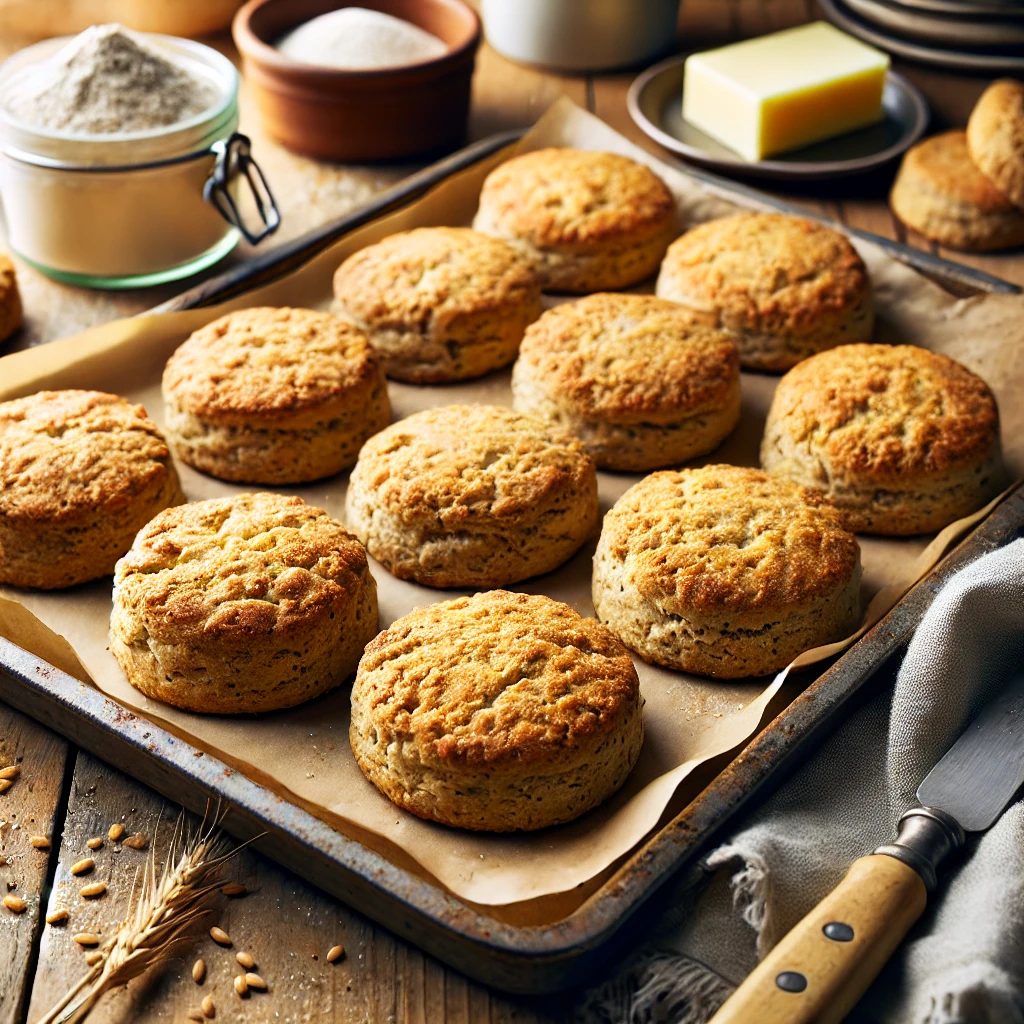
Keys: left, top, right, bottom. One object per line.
{"left": 276, "top": 8, "right": 447, "bottom": 70}
{"left": 6, "top": 24, "right": 218, "bottom": 135}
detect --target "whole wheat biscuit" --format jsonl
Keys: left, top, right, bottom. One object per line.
{"left": 890, "top": 131, "right": 1024, "bottom": 252}
{"left": 592, "top": 466, "right": 862, "bottom": 679}
{"left": 332, "top": 227, "right": 543, "bottom": 384}
{"left": 967, "top": 79, "right": 1024, "bottom": 210}
{"left": 655, "top": 213, "right": 873, "bottom": 372}
{"left": 110, "top": 493, "right": 378, "bottom": 714}
{"left": 472, "top": 148, "right": 677, "bottom": 293}
{"left": 162, "top": 307, "right": 391, "bottom": 485}
{"left": 0, "top": 390, "right": 185, "bottom": 590}
{"left": 760, "top": 343, "right": 1002, "bottom": 536}
{"left": 511, "top": 293, "right": 741, "bottom": 471}
{"left": 345, "top": 404, "right": 599, "bottom": 588}
{"left": 350, "top": 590, "right": 643, "bottom": 831}
{"left": 0, "top": 255, "right": 22, "bottom": 345}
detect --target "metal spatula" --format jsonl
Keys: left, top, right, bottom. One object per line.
{"left": 709, "top": 671, "right": 1024, "bottom": 1024}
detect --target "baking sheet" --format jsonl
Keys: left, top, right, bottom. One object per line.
{"left": 1, "top": 98, "right": 1022, "bottom": 908}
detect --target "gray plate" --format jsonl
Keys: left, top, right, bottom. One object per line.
{"left": 844, "top": 0, "right": 1024, "bottom": 47}
{"left": 627, "top": 56, "right": 928, "bottom": 181}
{"left": 820, "top": 0, "right": 1024, "bottom": 72}
{"left": 893, "top": 0, "right": 1024, "bottom": 15}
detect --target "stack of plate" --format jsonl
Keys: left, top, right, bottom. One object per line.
{"left": 819, "top": 0, "right": 1024, "bottom": 72}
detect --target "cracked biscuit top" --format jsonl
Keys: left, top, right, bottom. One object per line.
{"left": 0, "top": 390, "right": 175, "bottom": 523}
{"left": 600, "top": 465, "right": 860, "bottom": 614}
{"left": 162, "top": 307, "right": 381, "bottom": 423}
{"left": 767, "top": 344, "right": 1000, "bottom": 485}
{"left": 112, "top": 493, "right": 370, "bottom": 644}
{"left": 353, "top": 590, "right": 640, "bottom": 770}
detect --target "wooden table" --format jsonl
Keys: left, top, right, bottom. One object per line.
{"left": 2, "top": 3, "right": 1022, "bottom": 1022}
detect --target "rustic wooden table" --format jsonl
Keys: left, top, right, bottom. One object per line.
{"left": 2, "top": 3, "right": 1022, "bottom": 1022}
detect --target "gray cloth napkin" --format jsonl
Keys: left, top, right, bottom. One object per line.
{"left": 578, "top": 537, "right": 1024, "bottom": 1024}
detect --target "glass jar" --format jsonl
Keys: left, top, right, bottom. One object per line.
{"left": 0, "top": 35, "right": 279, "bottom": 289}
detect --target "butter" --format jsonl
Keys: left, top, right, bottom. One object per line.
{"left": 682, "top": 22, "right": 890, "bottom": 162}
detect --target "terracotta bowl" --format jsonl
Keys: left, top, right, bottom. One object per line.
{"left": 233, "top": 0, "right": 480, "bottom": 162}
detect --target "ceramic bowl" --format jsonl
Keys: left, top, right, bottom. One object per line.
{"left": 233, "top": 0, "right": 480, "bottom": 162}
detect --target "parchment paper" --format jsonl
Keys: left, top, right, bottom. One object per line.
{"left": 1, "top": 98, "right": 1022, "bottom": 911}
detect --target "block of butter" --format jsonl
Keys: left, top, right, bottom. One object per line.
{"left": 682, "top": 22, "right": 890, "bottom": 162}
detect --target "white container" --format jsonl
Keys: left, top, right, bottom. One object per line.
{"left": 481, "top": 0, "right": 681, "bottom": 72}
{"left": 0, "top": 34, "right": 278, "bottom": 289}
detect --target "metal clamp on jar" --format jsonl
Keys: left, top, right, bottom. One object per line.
{"left": 0, "top": 35, "right": 280, "bottom": 288}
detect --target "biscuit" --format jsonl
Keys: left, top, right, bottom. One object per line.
{"left": 967, "top": 79, "right": 1024, "bottom": 210}
{"left": 760, "top": 344, "right": 1002, "bottom": 536}
{"left": 0, "top": 255, "right": 22, "bottom": 345}
{"left": 345, "top": 404, "right": 599, "bottom": 588}
{"left": 472, "top": 148, "right": 677, "bottom": 293}
{"left": 0, "top": 390, "right": 184, "bottom": 590}
{"left": 333, "top": 227, "right": 543, "bottom": 384}
{"left": 350, "top": 590, "right": 644, "bottom": 831}
{"left": 511, "top": 293, "right": 741, "bottom": 471}
{"left": 110, "top": 493, "right": 378, "bottom": 714}
{"left": 890, "top": 131, "right": 1024, "bottom": 252}
{"left": 162, "top": 307, "right": 391, "bottom": 485}
{"left": 656, "top": 213, "right": 873, "bottom": 372}
{"left": 592, "top": 466, "right": 862, "bottom": 679}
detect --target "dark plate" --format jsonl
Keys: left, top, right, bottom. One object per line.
{"left": 844, "top": 0, "right": 1024, "bottom": 47}
{"left": 627, "top": 56, "right": 928, "bottom": 181}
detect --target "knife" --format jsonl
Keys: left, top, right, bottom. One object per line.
{"left": 709, "top": 671, "right": 1024, "bottom": 1024}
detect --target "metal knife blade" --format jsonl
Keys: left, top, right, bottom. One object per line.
{"left": 917, "top": 672, "right": 1024, "bottom": 833}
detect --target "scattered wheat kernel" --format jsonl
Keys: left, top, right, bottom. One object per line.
{"left": 107, "top": 824, "right": 124, "bottom": 842}
{"left": 70, "top": 857, "right": 94, "bottom": 875}
{"left": 192, "top": 958, "right": 206, "bottom": 983}
{"left": 0, "top": 780, "right": 12, "bottom": 794}
{"left": 86, "top": 837, "right": 103, "bottom": 850}
{"left": 210, "top": 926, "right": 231, "bottom": 946}
{"left": 220, "top": 883, "right": 246, "bottom": 896}
{"left": 201, "top": 994, "right": 215, "bottom": 1018}
{"left": 46, "top": 908, "right": 69, "bottom": 924}
{"left": 123, "top": 833, "right": 148, "bottom": 850}
{"left": 3, "top": 894, "right": 26, "bottom": 913}
{"left": 29, "top": 836, "right": 50, "bottom": 849}
{"left": 0, "top": 765, "right": 20, "bottom": 780}
{"left": 74, "top": 933, "right": 100, "bottom": 946}
{"left": 80, "top": 882, "right": 106, "bottom": 898}
{"left": 244, "top": 973, "right": 267, "bottom": 991}
{"left": 235, "top": 951, "right": 255, "bottom": 969}
{"left": 326, "top": 944, "right": 345, "bottom": 963}
{"left": 234, "top": 974, "right": 248, "bottom": 997}
{"left": 187, "top": 1011, "right": 205, "bottom": 1022}
{"left": 85, "top": 951, "right": 103, "bottom": 966}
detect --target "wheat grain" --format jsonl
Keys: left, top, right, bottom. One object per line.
{"left": 3, "top": 894, "right": 26, "bottom": 913}
{"left": 0, "top": 765, "right": 20, "bottom": 780}
{"left": 107, "top": 824, "right": 124, "bottom": 842}
{"left": 201, "top": 994, "right": 215, "bottom": 1018}
{"left": 233, "top": 974, "right": 248, "bottom": 997}
{"left": 86, "top": 838, "right": 103, "bottom": 850}
{"left": 79, "top": 882, "right": 107, "bottom": 899}
{"left": 30, "top": 836, "right": 50, "bottom": 849}
{"left": 327, "top": 944, "right": 345, "bottom": 963}
{"left": 70, "top": 858, "right": 94, "bottom": 876}
{"left": 235, "top": 951, "right": 255, "bottom": 969}
{"left": 243, "top": 973, "right": 266, "bottom": 991}
{"left": 192, "top": 959, "right": 205, "bottom": 983}
{"left": 46, "top": 908, "right": 69, "bottom": 925}
{"left": 209, "top": 926, "right": 231, "bottom": 947}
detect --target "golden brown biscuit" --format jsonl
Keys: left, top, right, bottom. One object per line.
{"left": 110, "top": 493, "right": 378, "bottom": 714}
{"left": 0, "top": 390, "right": 184, "bottom": 589}
{"left": 345, "top": 404, "right": 599, "bottom": 588}
{"left": 760, "top": 343, "right": 1002, "bottom": 535}
{"left": 511, "top": 293, "right": 741, "bottom": 471}
{"left": 592, "top": 466, "right": 862, "bottom": 679}
{"left": 333, "top": 227, "right": 543, "bottom": 384}
{"left": 472, "top": 148, "right": 677, "bottom": 293}
{"left": 890, "top": 131, "right": 1024, "bottom": 252}
{"left": 967, "top": 79, "right": 1024, "bottom": 210}
{"left": 655, "top": 213, "right": 873, "bottom": 372}
{"left": 350, "top": 590, "right": 644, "bottom": 831}
{"left": 0, "top": 256, "right": 23, "bottom": 345}
{"left": 162, "top": 307, "right": 391, "bottom": 485}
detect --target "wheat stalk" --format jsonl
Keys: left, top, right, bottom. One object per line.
{"left": 37, "top": 807, "right": 243, "bottom": 1024}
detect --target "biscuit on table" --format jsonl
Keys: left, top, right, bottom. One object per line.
{"left": 890, "top": 131, "right": 1024, "bottom": 252}
{"left": 110, "top": 493, "right": 378, "bottom": 714}
{"left": 350, "top": 590, "right": 644, "bottom": 831}
{"left": 0, "top": 255, "right": 22, "bottom": 345}
{"left": 655, "top": 213, "right": 873, "bottom": 372}
{"left": 511, "top": 293, "right": 741, "bottom": 471}
{"left": 345, "top": 404, "right": 599, "bottom": 588}
{"left": 472, "top": 148, "right": 677, "bottom": 293}
{"left": 760, "top": 343, "right": 1002, "bottom": 536}
{"left": 592, "top": 465, "right": 862, "bottom": 679}
{"left": 333, "top": 227, "right": 543, "bottom": 384}
{"left": 967, "top": 79, "right": 1024, "bottom": 210}
{"left": 0, "top": 390, "right": 184, "bottom": 590}
{"left": 162, "top": 307, "right": 391, "bottom": 485}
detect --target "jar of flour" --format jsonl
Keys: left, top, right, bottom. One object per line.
{"left": 0, "top": 25, "right": 279, "bottom": 287}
